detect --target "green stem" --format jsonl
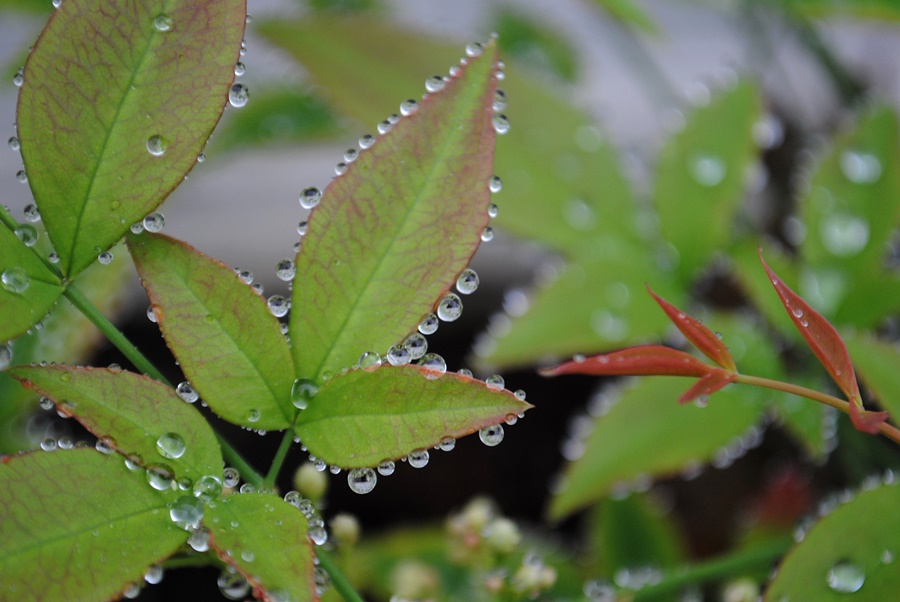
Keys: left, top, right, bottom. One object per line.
{"left": 264, "top": 421, "right": 297, "bottom": 489}
{"left": 219, "top": 433, "right": 264, "bottom": 488}
{"left": 736, "top": 374, "right": 900, "bottom": 446}
{"left": 632, "top": 537, "right": 792, "bottom": 600}
{"left": 317, "top": 549, "right": 365, "bottom": 602}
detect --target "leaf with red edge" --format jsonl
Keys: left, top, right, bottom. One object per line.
{"left": 295, "top": 365, "right": 532, "bottom": 468}
{"left": 678, "top": 370, "right": 738, "bottom": 404}
{"left": 540, "top": 345, "right": 715, "bottom": 379}
{"left": 0, "top": 449, "right": 186, "bottom": 601}
{"left": 17, "top": 0, "right": 246, "bottom": 277}
{"left": 647, "top": 286, "right": 736, "bottom": 371}
{"left": 288, "top": 39, "right": 499, "bottom": 383}
{"left": 759, "top": 248, "right": 887, "bottom": 433}
{"left": 206, "top": 493, "right": 315, "bottom": 602}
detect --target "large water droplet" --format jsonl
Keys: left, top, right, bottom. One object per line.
{"left": 438, "top": 436, "right": 456, "bottom": 451}
{"left": 153, "top": 14, "right": 173, "bottom": 32}
{"left": 419, "top": 353, "right": 446, "bottom": 379}
{"left": 146, "top": 463, "right": 175, "bottom": 491}
{"left": 386, "top": 344, "right": 411, "bottom": 366}
{"left": 820, "top": 212, "right": 869, "bottom": 257}
{"left": 228, "top": 83, "right": 249, "bottom": 108}
{"left": 689, "top": 153, "right": 726, "bottom": 187}
{"left": 223, "top": 467, "right": 240, "bottom": 488}
{"left": 142, "top": 211, "right": 165, "bottom": 233}
{"left": 8, "top": 136, "right": 20, "bottom": 151}
{"left": 347, "top": 468, "right": 377, "bottom": 494}
{"left": 217, "top": 569, "right": 250, "bottom": 600}
{"left": 275, "top": 259, "right": 295, "bottom": 281}
{"left": 156, "top": 432, "right": 186, "bottom": 459}
{"left": 146, "top": 135, "right": 166, "bottom": 156}
{"left": 425, "top": 75, "right": 446, "bottom": 93}
{"left": 193, "top": 474, "right": 222, "bottom": 503}
{"left": 826, "top": 560, "right": 865, "bottom": 593}
{"left": 465, "top": 42, "right": 483, "bottom": 57}
{"left": 359, "top": 134, "right": 376, "bottom": 149}
{"left": 840, "top": 150, "right": 881, "bottom": 184}
{"left": 479, "top": 424, "right": 504, "bottom": 446}
{"left": 377, "top": 460, "right": 395, "bottom": 476}
{"left": 488, "top": 175, "right": 502, "bottom": 193}
{"left": 299, "top": 186, "right": 322, "bottom": 209}
{"left": 437, "top": 293, "right": 463, "bottom": 321}
{"left": 176, "top": 381, "right": 198, "bottom": 403}
{"left": 400, "top": 99, "right": 418, "bottom": 116}
{"left": 418, "top": 312, "right": 439, "bottom": 335}
{"left": 493, "top": 90, "right": 508, "bottom": 112}
{"left": 456, "top": 269, "right": 479, "bottom": 295}
{"left": 23, "top": 204, "right": 40, "bottom": 223}
{"left": 291, "top": 378, "right": 318, "bottom": 410}
{"left": 408, "top": 449, "right": 429, "bottom": 468}
{"left": 492, "top": 114, "right": 510, "bottom": 135}
{"left": 1, "top": 267, "right": 30, "bottom": 294}
{"left": 144, "top": 564, "right": 164, "bottom": 585}
{"left": 14, "top": 224, "right": 38, "bottom": 247}
{"left": 485, "top": 374, "right": 505, "bottom": 390}
{"left": 404, "top": 333, "right": 428, "bottom": 360}
{"left": 98, "top": 251, "right": 114, "bottom": 265}
{"left": 358, "top": 350, "right": 382, "bottom": 371}
{"left": 267, "top": 295, "right": 289, "bottom": 317}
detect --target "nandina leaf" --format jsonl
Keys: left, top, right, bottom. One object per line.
{"left": 766, "top": 481, "right": 900, "bottom": 601}
{"left": 647, "top": 286, "right": 736, "bottom": 371}
{"left": 549, "top": 376, "right": 768, "bottom": 519}
{"left": 843, "top": 331, "right": 900, "bottom": 423}
{"left": 654, "top": 80, "right": 760, "bottom": 282}
{"left": 0, "top": 217, "right": 63, "bottom": 341}
{"left": 0, "top": 449, "right": 186, "bottom": 600}
{"left": 9, "top": 365, "right": 222, "bottom": 481}
{"left": 540, "top": 345, "right": 715, "bottom": 378}
{"left": 17, "top": 0, "right": 246, "bottom": 277}
{"left": 129, "top": 233, "right": 295, "bottom": 430}
{"left": 759, "top": 248, "right": 887, "bottom": 433}
{"left": 288, "top": 40, "right": 499, "bottom": 382}
{"left": 677, "top": 370, "right": 738, "bottom": 404}
{"left": 206, "top": 493, "right": 315, "bottom": 602}
{"left": 295, "top": 365, "right": 532, "bottom": 468}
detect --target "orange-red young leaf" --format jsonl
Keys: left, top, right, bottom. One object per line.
{"left": 540, "top": 345, "right": 715, "bottom": 378}
{"left": 648, "top": 285, "right": 736, "bottom": 371}
{"left": 678, "top": 370, "right": 738, "bottom": 404}
{"left": 759, "top": 248, "right": 888, "bottom": 433}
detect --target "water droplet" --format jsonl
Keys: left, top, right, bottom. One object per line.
{"left": 826, "top": 560, "right": 865, "bottom": 593}
{"left": 187, "top": 527, "right": 210, "bottom": 552}
{"left": 514, "top": 390, "right": 527, "bottom": 402}
{"left": 38, "top": 396, "right": 53, "bottom": 410}
{"left": 425, "top": 75, "right": 446, "bottom": 93}
{"left": 228, "top": 83, "right": 249, "bottom": 108}
{"left": 223, "top": 467, "right": 240, "bottom": 488}
{"left": 246, "top": 409, "right": 260, "bottom": 423}
{"left": 196, "top": 152, "right": 206, "bottom": 163}
{"left": 144, "top": 565, "right": 164, "bottom": 586}
{"left": 13, "top": 67, "right": 24, "bottom": 87}
{"left": 234, "top": 62, "right": 245, "bottom": 76}
{"left": 193, "top": 474, "right": 222, "bottom": 503}
{"left": 488, "top": 175, "right": 502, "bottom": 193}
{"left": 820, "top": 212, "right": 869, "bottom": 257}
{"left": 275, "top": 259, "right": 295, "bottom": 281}
{"left": 465, "top": 42, "right": 483, "bottom": 57}
{"left": 146, "top": 135, "right": 166, "bottom": 156}
{"left": 15, "top": 170, "right": 27, "bottom": 183}
{"left": 420, "top": 353, "right": 446, "bottom": 378}
{"left": 40, "top": 437, "right": 56, "bottom": 451}
{"left": 297, "top": 220, "right": 309, "bottom": 236}
{"left": 240, "top": 549, "right": 255, "bottom": 563}
{"left": 481, "top": 227, "right": 495, "bottom": 242}
{"left": 437, "top": 293, "right": 463, "bottom": 321}
{"left": 377, "top": 460, "right": 395, "bottom": 476}
{"left": 438, "top": 436, "right": 456, "bottom": 451}
{"left": 689, "top": 153, "right": 726, "bottom": 187}
{"left": 143, "top": 211, "right": 165, "bottom": 232}
{"left": 98, "top": 251, "right": 113, "bottom": 265}
{"left": 156, "top": 432, "right": 186, "bottom": 459}
{"left": 291, "top": 378, "right": 318, "bottom": 410}
{"left": 840, "top": 150, "right": 881, "bottom": 184}
{"left": 404, "top": 332, "right": 428, "bottom": 360}
{"left": 487, "top": 203, "right": 499, "bottom": 218}
{"left": 359, "top": 134, "right": 376, "bottom": 149}
{"left": 456, "top": 269, "right": 479, "bottom": 295}
{"left": 480, "top": 424, "right": 504, "bottom": 446}
{"left": 14, "top": 224, "right": 38, "bottom": 247}
{"left": 408, "top": 449, "right": 429, "bottom": 468}
{"left": 0, "top": 344, "right": 12, "bottom": 371}
{"left": 418, "top": 312, "right": 439, "bottom": 335}
{"left": 299, "top": 186, "right": 322, "bottom": 209}
{"left": 130, "top": 222, "right": 144, "bottom": 234}
{"left": 267, "top": 295, "right": 289, "bottom": 317}
{"left": 146, "top": 463, "right": 175, "bottom": 491}
{"left": 881, "top": 549, "right": 894, "bottom": 564}
{"left": 153, "top": 14, "right": 173, "bottom": 32}
{"left": 309, "top": 524, "right": 328, "bottom": 545}
{"left": 347, "top": 467, "right": 377, "bottom": 494}
{"left": 175, "top": 381, "right": 198, "bottom": 403}
{"left": 386, "top": 344, "right": 411, "bottom": 366}
{"left": 485, "top": 374, "right": 505, "bottom": 390}
{"left": 1, "top": 267, "right": 30, "bottom": 294}
{"left": 400, "top": 99, "right": 418, "bottom": 116}
{"left": 8, "top": 136, "right": 20, "bottom": 151}
{"left": 146, "top": 305, "right": 158, "bottom": 323}
{"left": 377, "top": 120, "right": 393, "bottom": 135}
{"left": 492, "top": 114, "right": 510, "bottom": 134}
{"left": 217, "top": 569, "right": 250, "bottom": 600}
{"left": 23, "top": 204, "right": 40, "bottom": 223}
{"left": 493, "top": 90, "right": 508, "bottom": 112}
{"left": 458, "top": 368, "right": 473, "bottom": 378}
{"left": 358, "top": 350, "right": 382, "bottom": 371}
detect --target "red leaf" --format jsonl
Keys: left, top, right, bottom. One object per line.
{"left": 648, "top": 285, "right": 737, "bottom": 371}
{"left": 540, "top": 345, "right": 715, "bottom": 378}
{"left": 759, "top": 248, "right": 888, "bottom": 433}
{"left": 678, "top": 370, "right": 738, "bottom": 404}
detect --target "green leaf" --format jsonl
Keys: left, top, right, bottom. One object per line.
{"left": 799, "top": 106, "right": 900, "bottom": 327}
{"left": 494, "top": 8, "right": 578, "bottom": 82}
{"left": 295, "top": 366, "right": 532, "bottom": 468}
{"left": 590, "top": 0, "right": 660, "bottom": 33}
{"left": 206, "top": 493, "right": 315, "bottom": 602}
{"left": 17, "top": 0, "right": 246, "bottom": 277}
{"left": 550, "top": 376, "right": 768, "bottom": 520}
{"left": 0, "top": 448, "right": 186, "bottom": 600}
{"left": 654, "top": 81, "right": 760, "bottom": 283}
{"left": 0, "top": 218, "right": 63, "bottom": 341}
{"left": 781, "top": 0, "right": 900, "bottom": 20}
{"left": 766, "top": 481, "right": 900, "bottom": 600}
{"left": 256, "top": 15, "right": 637, "bottom": 259}
{"left": 128, "top": 233, "right": 295, "bottom": 430}
{"left": 9, "top": 365, "right": 222, "bottom": 482}
{"left": 844, "top": 331, "right": 900, "bottom": 423}
{"left": 288, "top": 39, "right": 499, "bottom": 381}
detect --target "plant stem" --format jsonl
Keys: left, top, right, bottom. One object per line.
{"left": 264, "top": 423, "right": 297, "bottom": 489}
{"left": 632, "top": 537, "right": 792, "bottom": 600}
{"left": 736, "top": 374, "right": 900, "bottom": 445}
{"left": 317, "top": 548, "right": 365, "bottom": 602}
{"left": 219, "top": 434, "right": 264, "bottom": 488}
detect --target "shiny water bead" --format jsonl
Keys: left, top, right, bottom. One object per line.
{"left": 309, "top": 525, "right": 328, "bottom": 545}
{"left": 146, "top": 305, "right": 158, "bottom": 323}
{"left": 234, "top": 62, "right": 245, "bottom": 76}
{"left": 485, "top": 374, "right": 505, "bottom": 390}
{"left": 142, "top": 211, "right": 165, "bottom": 232}
{"left": 457, "top": 368, "right": 473, "bottom": 378}
{"left": 144, "top": 564, "right": 164, "bottom": 585}
{"left": 399, "top": 98, "right": 418, "bottom": 116}
{"left": 146, "top": 135, "right": 166, "bottom": 156}
{"left": 419, "top": 353, "right": 446, "bottom": 379}
{"left": 449, "top": 65, "right": 461, "bottom": 77}
{"left": 377, "top": 460, "right": 395, "bottom": 476}
{"left": 218, "top": 569, "right": 250, "bottom": 599}
{"left": 267, "top": 295, "right": 289, "bottom": 317}
{"left": 22, "top": 204, "right": 40, "bottom": 222}
{"left": 228, "top": 83, "right": 250, "bottom": 108}
{"left": 297, "top": 220, "right": 309, "bottom": 236}
{"left": 492, "top": 114, "right": 510, "bottom": 135}
{"left": 192, "top": 475, "right": 222, "bottom": 503}
{"left": 40, "top": 437, "right": 57, "bottom": 451}
{"left": 438, "top": 436, "right": 456, "bottom": 452}
{"left": 826, "top": 560, "right": 865, "bottom": 593}
{"left": 291, "top": 378, "right": 318, "bottom": 410}
{"left": 222, "top": 467, "right": 240, "bottom": 488}
{"left": 465, "top": 42, "right": 483, "bottom": 57}
{"left": 481, "top": 227, "right": 495, "bottom": 242}
{"left": 358, "top": 350, "right": 382, "bottom": 371}
{"left": 130, "top": 221, "right": 144, "bottom": 234}
{"left": 418, "top": 312, "right": 439, "bottom": 335}
{"left": 408, "top": 449, "right": 429, "bottom": 468}
{"left": 187, "top": 527, "right": 210, "bottom": 552}
{"left": 404, "top": 332, "right": 428, "bottom": 360}
{"left": 347, "top": 468, "right": 377, "bottom": 494}
{"left": 489, "top": 175, "right": 502, "bottom": 193}
{"left": 15, "top": 169, "right": 27, "bottom": 183}
{"left": 313, "top": 566, "right": 332, "bottom": 596}
{"left": 487, "top": 203, "right": 499, "bottom": 218}
{"left": 176, "top": 381, "right": 199, "bottom": 403}
{"left": 493, "top": 90, "right": 508, "bottom": 111}
{"left": 386, "top": 344, "right": 411, "bottom": 366}
{"left": 387, "top": 113, "right": 400, "bottom": 124}
{"left": 437, "top": 293, "right": 463, "bottom": 321}
{"left": 456, "top": 269, "right": 479, "bottom": 295}
{"left": 8, "top": 136, "right": 20, "bottom": 151}
{"left": 15, "top": 224, "right": 38, "bottom": 247}
{"left": 146, "top": 463, "right": 175, "bottom": 490}
{"left": 196, "top": 152, "right": 206, "bottom": 163}
{"left": 58, "top": 437, "right": 74, "bottom": 450}
{"left": 479, "top": 424, "right": 504, "bottom": 446}
{"left": 0, "top": 344, "right": 11, "bottom": 371}
{"left": 425, "top": 75, "right": 446, "bottom": 93}
{"left": 284, "top": 490, "right": 303, "bottom": 507}
{"left": 38, "top": 396, "right": 54, "bottom": 410}
{"left": 123, "top": 584, "right": 141, "bottom": 599}
{"left": 152, "top": 13, "right": 173, "bottom": 31}
{"left": 275, "top": 259, "right": 295, "bottom": 281}
{"left": 13, "top": 67, "right": 24, "bottom": 87}
{"left": 334, "top": 162, "right": 347, "bottom": 175}
{"left": 299, "top": 186, "right": 322, "bottom": 209}
{"left": 2, "top": 267, "right": 30, "bottom": 294}
{"left": 343, "top": 148, "right": 358, "bottom": 162}
{"left": 98, "top": 251, "right": 113, "bottom": 265}
{"left": 514, "top": 389, "right": 527, "bottom": 401}
{"left": 359, "top": 134, "right": 376, "bottom": 149}
{"left": 156, "top": 432, "right": 186, "bottom": 459}
{"left": 377, "top": 120, "right": 393, "bottom": 135}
